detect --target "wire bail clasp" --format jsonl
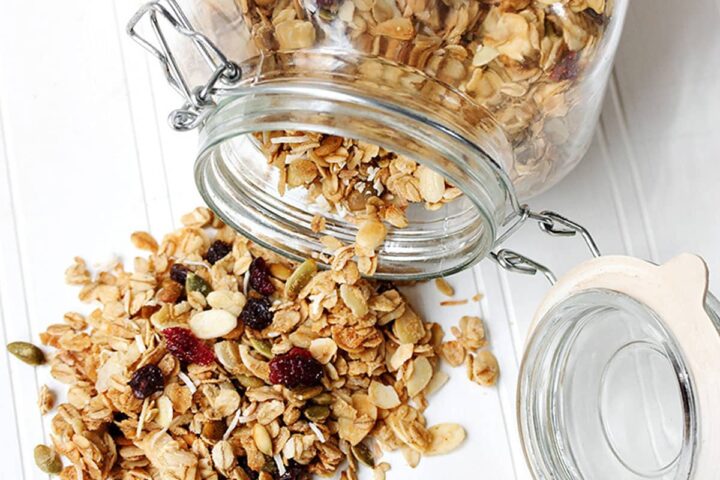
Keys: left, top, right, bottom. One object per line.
{"left": 127, "top": 0, "right": 242, "bottom": 131}
{"left": 491, "top": 208, "right": 601, "bottom": 285}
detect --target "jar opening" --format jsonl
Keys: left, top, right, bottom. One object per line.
{"left": 195, "top": 52, "right": 517, "bottom": 279}
{"left": 518, "top": 289, "right": 697, "bottom": 479}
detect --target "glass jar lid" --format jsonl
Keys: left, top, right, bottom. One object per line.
{"left": 519, "top": 254, "right": 720, "bottom": 479}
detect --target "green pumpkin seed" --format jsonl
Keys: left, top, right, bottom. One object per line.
{"left": 284, "top": 259, "right": 317, "bottom": 298}
{"left": 351, "top": 443, "right": 376, "bottom": 468}
{"left": 312, "top": 392, "right": 334, "bottom": 406}
{"left": 291, "top": 385, "right": 323, "bottom": 401}
{"left": 304, "top": 405, "right": 330, "bottom": 423}
{"left": 186, "top": 273, "right": 212, "bottom": 297}
{"left": 34, "top": 444, "right": 62, "bottom": 474}
{"left": 250, "top": 338, "right": 273, "bottom": 359}
{"left": 237, "top": 374, "right": 265, "bottom": 389}
{"left": 8, "top": 341, "right": 45, "bottom": 366}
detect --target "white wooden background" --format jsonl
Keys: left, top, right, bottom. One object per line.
{"left": 1, "top": 1, "right": 719, "bottom": 478}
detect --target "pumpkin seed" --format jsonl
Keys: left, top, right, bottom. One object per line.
{"left": 291, "top": 385, "right": 323, "bottom": 401}
{"left": 34, "top": 444, "right": 62, "bottom": 474}
{"left": 250, "top": 338, "right": 273, "bottom": 359}
{"left": 351, "top": 443, "right": 376, "bottom": 468}
{"left": 185, "top": 272, "right": 212, "bottom": 297}
{"left": 237, "top": 374, "right": 265, "bottom": 388}
{"left": 284, "top": 259, "right": 317, "bottom": 298}
{"left": 312, "top": 392, "right": 334, "bottom": 405}
{"left": 8, "top": 341, "right": 45, "bottom": 366}
{"left": 269, "top": 263, "right": 293, "bottom": 280}
{"left": 304, "top": 405, "right": 330, "bottom": 423}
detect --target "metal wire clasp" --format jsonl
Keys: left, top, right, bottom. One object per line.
{"left": 127, "top": 0, "right": 242, "bottom": 130}
{"left": 490, "top": 208, "right": 601, "bottom": 285}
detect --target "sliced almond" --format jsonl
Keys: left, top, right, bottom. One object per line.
{"left": 253, "top": 424, "right": 274, "bottom": 456}
{"left": 425, "top": 423, "right": 466, "bottom": 456}
{"left": 239, "top": 345, "right": 270, "bottom": 381}
{"left": 188, "top": 309, "right": 238, "bottom": 339}
{"left": 389, "top": 344, "right": 413, "bottom": 371}
{"left": 339, "top": 284, "right": 369, "bottom": 318}
{"left": 416, "top": 165, "right": 446, "bottom": 203}
{"left": 156, "top": 395, "right": 174, "bottom": 429}
{"left": 406, "top": 356, "right": 433, "bottom": 397}
{"left": 309, "top": 338, "right": 338, "bottom": 365}
{"left": 368, "top": 381, "right": 401, "bottom": 410}
{"left": 206, "top": 290, "right": 246, "bottom": 316}
{"left": 401, "top": 446, "right": 421, "bottom": 468}
{"left": 393, "top": 307, "right": 425, "bottom": 345}
{"left": 423, "top": 370, "right": 450, "bottom": 397}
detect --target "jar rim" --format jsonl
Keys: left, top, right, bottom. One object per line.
{"left": 194, "top": 52, "right": 519, "bottom": 279}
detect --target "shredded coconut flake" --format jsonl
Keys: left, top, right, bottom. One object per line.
{"left": 243, "top": 271, "right": 250, "bottom": 296}
{"left": 136, "top": 398, "right": 149, "bottom": 438}
{"left": 223, "top": 409, "right": 243, "bottom": 441}
{"left": 271, "top": 135, "right": 309, "bottom": 144}
{"left": 178, "top": 371, "right": 197, "bottom": 394}
{"left": 181, "top": 260, "right": 209, "bottom": 269}
{"left": 308, "top": 422, "right": 326, "bottom": 443}
{"left": 285, "top": 152, "right": 307, "bottom": 164}
{"left": 274, "top": 454, "right": 286, "bottom": 476}
{"left": 134, "top": 334, "right": 146, "bottom": 353}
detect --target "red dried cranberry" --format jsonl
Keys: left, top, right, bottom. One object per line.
{"left": 550, "top": 51, "right": 580, "bottom": 82}
{"left": 269, "top": 347, "right": 324, "bottom": 389}
{"left": 240, "top": 297, "right": 274, "bottom": 331}
{"left": 128, "top": 364, "right": 164, "bottom": 399}
{"left": 163, "top": 327, "right": 215, "bottom": 365}
{"left": 249, "top": 258, "right": 275, "bottom": 295}
{"left": 205, "top": 240, "right": 232, "bottom": 265}
{"left": 317, "top": 0, "right": 336, "bottom": 9}
{"left": 170, "top": 263, "right": 190, "bottom": 284}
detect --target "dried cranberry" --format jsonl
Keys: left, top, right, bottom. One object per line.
{"left": 205, "top": 240, "right": 232, "bottom": 265}
{"left": 317, "top": 0, "right": 336, "bottom": 9}
{"left": 237, "top": 457, "right": 259, "bottom": 480}
{"left": 269, "top": 347, "right": 324, "bottom": 389}
{"left": 249, "top": 258, "right": 275, "bottom": 295}
{"left": 279, "top": 461, "right": 309, "bottom": 480}
{"left": 240, "top": 297, "right": 274, "bottom": 331}
{"left": 550, "top": 51, "right": 580, "bottom": 82}
{"left": 163, "top": 327, "right": 215, "bottom": 365}
{"left": 128, "top": 364, "right": 165, "bottom": 399}
{"left": 170, "top": 263, "right": 190, "bottom": 284}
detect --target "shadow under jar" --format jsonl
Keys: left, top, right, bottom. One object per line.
{"left": 132, "top": 0, "right": 626, "bottom": 279}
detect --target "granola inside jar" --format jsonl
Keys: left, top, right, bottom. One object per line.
{"left": 142, "top": 0, "right": 627, "bottom": 279}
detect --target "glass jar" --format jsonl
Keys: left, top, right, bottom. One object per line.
{"left": 128, "top": 3, "right": 720, "bottom": 479}
{"left": 128, "top": 0, "right": 627, "bottom": 279}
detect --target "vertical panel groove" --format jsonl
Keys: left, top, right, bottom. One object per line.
{"left": 110, "top": 0, "right": 152, "bottom": 232}
{"left": 609, "top": 74, "right": 659, "bottom": 262}
{"left": 0, "top": 100, "right": 28, "bottom": 480}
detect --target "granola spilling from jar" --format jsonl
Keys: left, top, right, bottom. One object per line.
{"left": 29, "top": 208, "right": 498, "bottom": 479}
{"left": 255, "top": 131, "right": 461, "bottom": 274}
{"left": 233, "top": 0, "right": 611, "bottom": 195}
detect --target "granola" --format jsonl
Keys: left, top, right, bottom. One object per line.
{"left": 33, "top": 208, "right": 498, "bottom": 479}
{"left": 217, "top": 0, "right": 612, "bottom": 202}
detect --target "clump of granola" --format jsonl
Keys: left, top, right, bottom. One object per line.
{"left": 36, "top": 208, "right": 498, "bottom": 479}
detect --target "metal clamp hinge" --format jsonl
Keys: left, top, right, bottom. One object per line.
{"left": 127, "top": 0, "right": 241, "bottom": 130}
{"left": 491, "top": 208, "right": 601, "bottom": 285}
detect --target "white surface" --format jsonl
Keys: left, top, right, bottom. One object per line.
{"left": 0, "top": 1, "right": 719, "bottom": 478}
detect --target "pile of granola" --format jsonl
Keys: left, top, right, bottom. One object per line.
{"left": 225, "top": 0, "right": 611, "bottom": 195}
{"left": 21, "top": 208, "right": 498, "bottom": 479}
